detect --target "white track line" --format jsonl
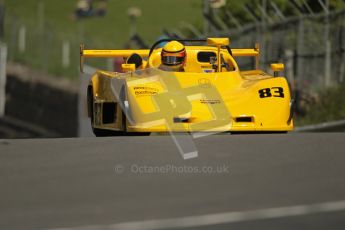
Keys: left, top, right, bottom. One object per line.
{"left": 47, "top": 200, "right": 345, "bottom": 230}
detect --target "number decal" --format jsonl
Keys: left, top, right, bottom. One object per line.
{"left": 272, "top": 87, "right": 284, "bottom": 98}
{"left": 258, "top": 88, "right": 272, "bottom": 98}
{"left": 258, "top": 87, "right": 284, "bottom": 98}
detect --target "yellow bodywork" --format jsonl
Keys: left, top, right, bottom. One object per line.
{"left": 82, "top": 38, "right": 293, "bottom": 134}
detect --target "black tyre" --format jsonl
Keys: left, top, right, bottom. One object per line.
{"left": 92, "top": 128, "right": 126, "bottom": 137}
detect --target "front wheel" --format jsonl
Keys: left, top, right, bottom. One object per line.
{"left": 92, "top": 128, "right": 126, "bottom": 137}
{"left": 88, "top": 86, "right": 150, "bottom": 137}
{"left": 92, "top": 128, "right": 150, "bottom": 137}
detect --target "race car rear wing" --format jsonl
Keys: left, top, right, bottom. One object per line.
{"left": 80, "top": 42, "right": 261, "bottom": 72}
{"left": 80, "top": 44, "right": 150, "bottom": 73}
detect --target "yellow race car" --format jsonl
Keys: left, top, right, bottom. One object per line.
{"left": 80, "top": 38, "right": 294, "bottom": 136}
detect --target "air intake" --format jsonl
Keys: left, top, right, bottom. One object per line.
{"left": 235, "top": 117, "right": 253, "bottom": 123}
{"left": 173, "top": 117, "right": 190, "bottom": 123}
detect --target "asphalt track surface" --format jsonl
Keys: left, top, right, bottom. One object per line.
{"left": 1, "top": 133, "right": 345, "bottom": 230}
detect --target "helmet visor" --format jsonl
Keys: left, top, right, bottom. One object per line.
{"left": 162, "top": 55, "right": 185, "bottom": 66}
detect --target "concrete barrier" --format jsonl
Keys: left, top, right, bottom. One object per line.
{"left": 0, "top": 43, "right": 6, "bottom": 117}
{"left": 5, "top": 63, "right": 79, "bottom": 137}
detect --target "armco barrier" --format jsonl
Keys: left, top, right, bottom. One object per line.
{"left": 295, "top": 120, "right": 345, "bottom": 132}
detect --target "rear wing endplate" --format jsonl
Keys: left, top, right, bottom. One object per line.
{"left": 232, "top": 43, "right": 260, "bottom": 69}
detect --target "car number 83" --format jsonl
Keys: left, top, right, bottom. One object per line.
{"left": 258, "top": 87, "right": 284, "bottom": 98}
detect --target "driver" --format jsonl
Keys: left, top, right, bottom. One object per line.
{"left": 159, "top": 41, "right": 186, "bottom": 72}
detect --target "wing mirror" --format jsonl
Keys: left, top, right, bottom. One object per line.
{"left": 271, "top": 63, "right": 285, "bottom": 77}
{"left": 121, "top": 64, "right": 136, "bottom": 72}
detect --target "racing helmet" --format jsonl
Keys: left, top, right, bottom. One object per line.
{"left": 161, "top": 41, "right": 186, "bottom": 68}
